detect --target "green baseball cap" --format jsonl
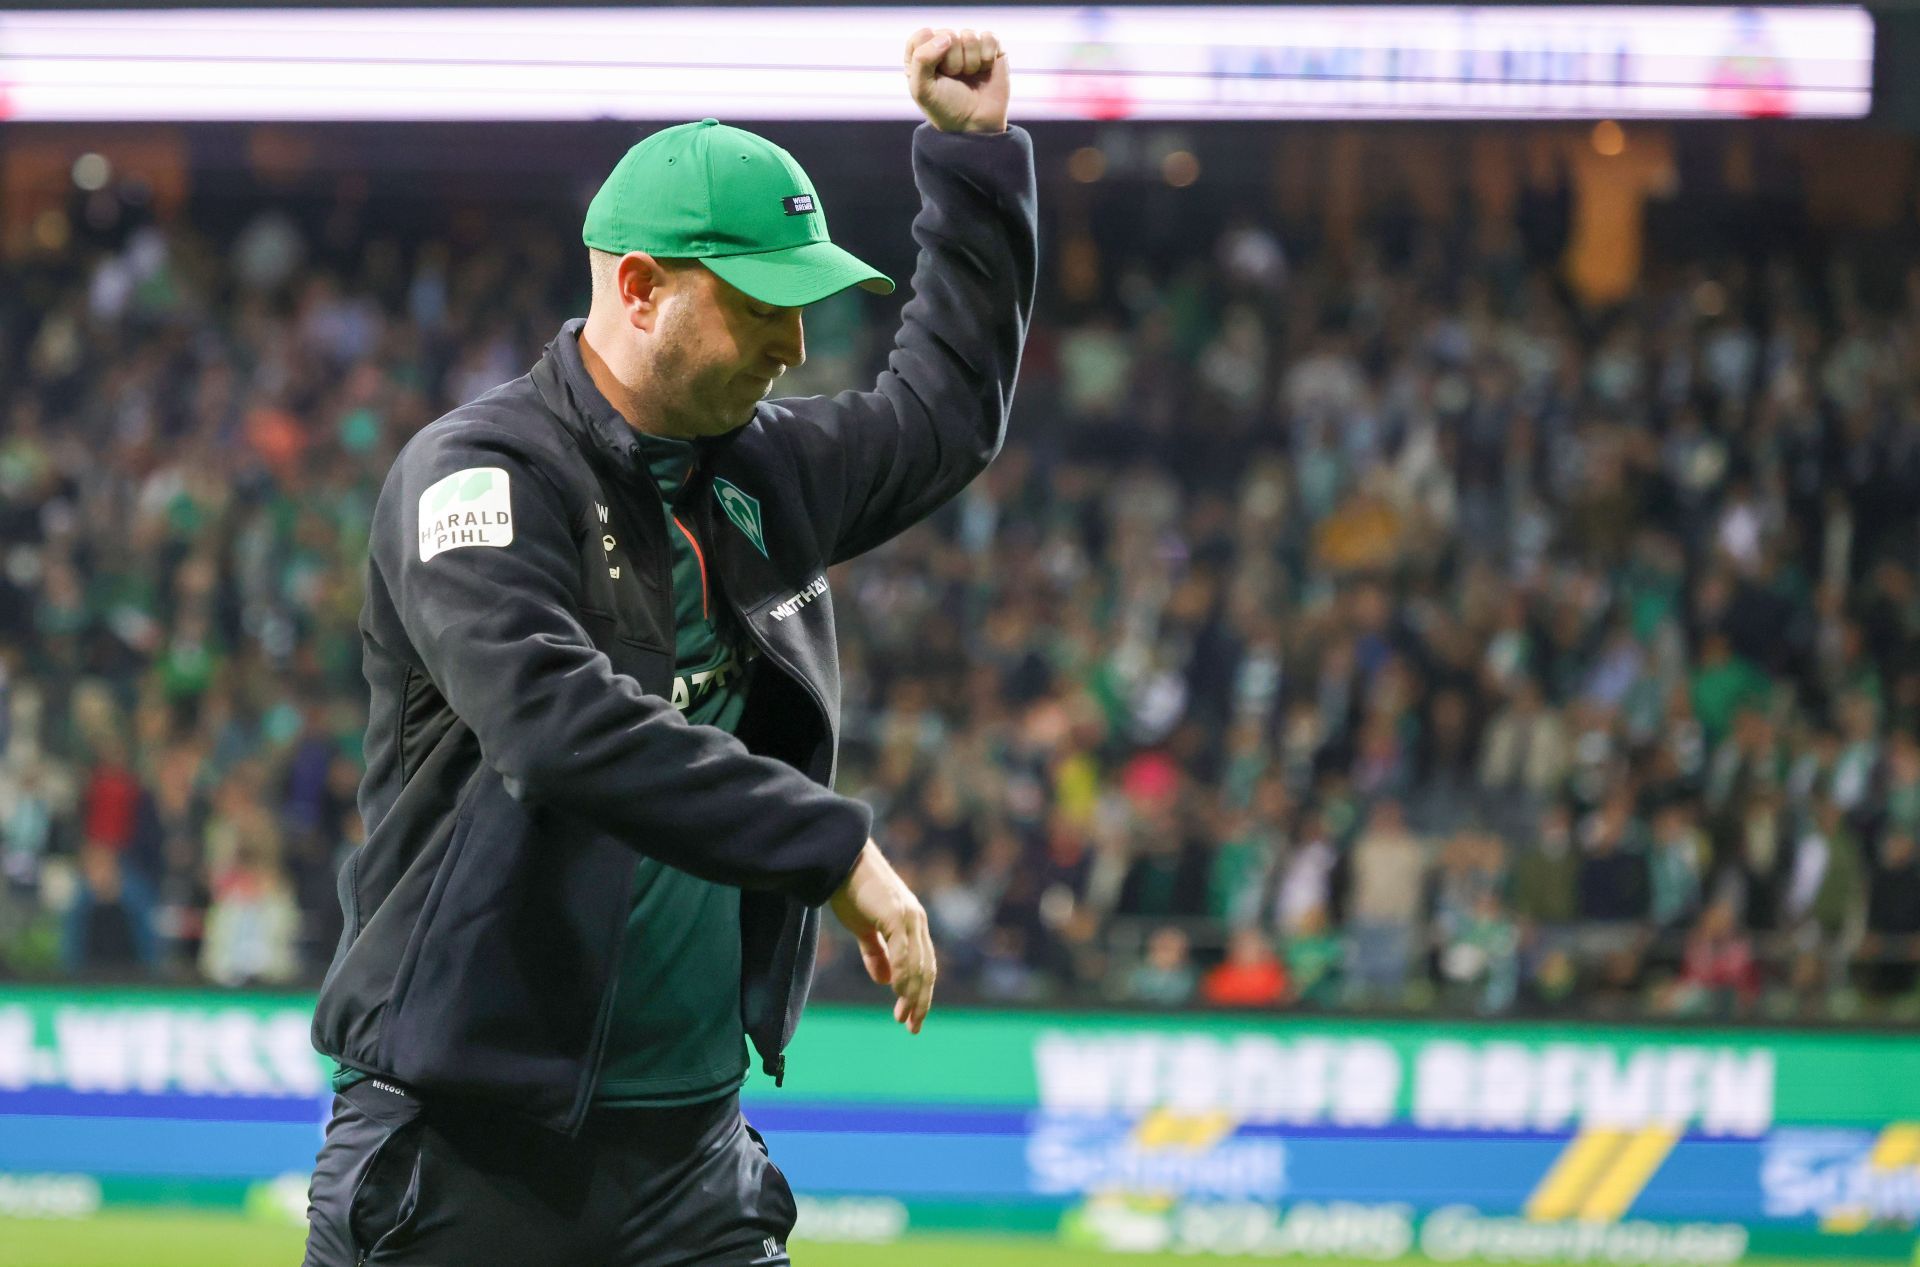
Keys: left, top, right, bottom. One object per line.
{"left": 583, "top": 118, "right": 894, "bottom": 307}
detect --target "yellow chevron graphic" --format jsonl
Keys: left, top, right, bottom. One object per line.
{"left": 1526, "top": 1130, "right": 1630, "bottom": 1221}
{"left": 1820, "top": 1122, "right": 1920, "bottom": 1234}
{"left": 1525, "top": 1127, "right": 1679, "bottom": 1223}
{"left": 1578, "top": 1127, "right": 1681, "bottom": 1221}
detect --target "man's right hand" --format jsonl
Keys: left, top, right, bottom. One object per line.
{"left": 829, "top": 840, "right": 936, "bottom": 1033}
{"left": 905, "top": 26, "right": 1009, "bottom": 136}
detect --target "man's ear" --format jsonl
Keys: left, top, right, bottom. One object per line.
{"left": 617, "top": 251, "right": 671, "bottom": 333}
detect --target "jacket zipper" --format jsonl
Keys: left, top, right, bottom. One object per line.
{"left": 724, "top": 605, "right": 819, "bottom": 1090}
{"left": 697, "top": 487, "right": 834, "bottom": 1089}
{"left": 569, "top": 457, "right": 664, "bottom": 1135}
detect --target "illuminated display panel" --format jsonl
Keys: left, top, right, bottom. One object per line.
{"left": 0, "top": 6, "right": 1874, "bottom": 123}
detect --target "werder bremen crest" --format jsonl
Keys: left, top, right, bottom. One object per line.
{"left": 713, "top": 477, "right": 768, "bottom": 558}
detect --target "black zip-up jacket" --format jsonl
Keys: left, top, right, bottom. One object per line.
{"left": 313, "top": 124, "right": 1037, "bottom": 1135}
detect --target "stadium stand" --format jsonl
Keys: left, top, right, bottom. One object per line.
{"left": 6, "top": 134, "right": 1920, "bottom": 1025}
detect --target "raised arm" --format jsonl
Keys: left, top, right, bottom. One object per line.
{"left": 767, "top": 30, "right": 1039, "bottom": 564}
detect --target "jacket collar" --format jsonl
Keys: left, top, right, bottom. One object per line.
{"left": 534, "top": 318, "right": 644, "bottom": 466}
{"left": 534, "top": 318, "right": 749, "bottom": 469}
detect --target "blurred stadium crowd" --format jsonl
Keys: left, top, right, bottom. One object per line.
{"left": 6, "top": 145, "right": 1920, "bottom": 1024}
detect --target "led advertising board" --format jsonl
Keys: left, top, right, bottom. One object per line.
{"left": 0, "top": 6, "right": 1874, "bottom": 123}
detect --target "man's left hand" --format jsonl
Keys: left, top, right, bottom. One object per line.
{"left": 829, "top": 840, "right": 937, "bottom": 1034}
{"left": 905, "top": 27, "right": 1008, "bottom": 135}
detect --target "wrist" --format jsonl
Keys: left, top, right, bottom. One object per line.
{"left": 930, "top": 121, "right": 1008, "bottom": 135}
{"left": 822, "top": 836, "right": 876, "bottom": 906}
{"left": 850, "top": 839, "right": 893, "bottom": 884}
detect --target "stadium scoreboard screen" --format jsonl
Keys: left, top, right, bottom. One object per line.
{"left": 0, "top": 5, "right": 1874, "bottom": 123}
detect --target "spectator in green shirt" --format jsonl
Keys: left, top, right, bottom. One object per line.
{"left": 1691, "top": 632, "right": 1771, "bottom": 744}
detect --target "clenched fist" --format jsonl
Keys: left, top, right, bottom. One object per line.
{"left": 905, "top": 26, "right": 1009, "bottom": 135}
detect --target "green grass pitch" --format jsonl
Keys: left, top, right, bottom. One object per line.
{"left": 0, "top": 1212, "right": 1895, "bottom": 1267}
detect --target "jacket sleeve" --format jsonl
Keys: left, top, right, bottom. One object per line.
{"left": 376, "top": 420, "right": 869, "bottom": 905}
{"left": 770, "top": 123, "right": 1038, "bottom": 565}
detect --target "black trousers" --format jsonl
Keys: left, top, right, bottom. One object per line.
{"left": 302, "top": 1080, "right": 797, "bottom": 1266}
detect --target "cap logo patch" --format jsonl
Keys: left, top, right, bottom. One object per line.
{"left": 781, "top": 194, "right": 816, "bottom": 216}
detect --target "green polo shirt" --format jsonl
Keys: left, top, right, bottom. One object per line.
{"left": 595, "top": 431, "right": 755, "bottom": 1106}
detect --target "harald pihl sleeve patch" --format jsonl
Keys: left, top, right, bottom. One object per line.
{"left": 419, "top": 466, "right": 515, "bottom": 562}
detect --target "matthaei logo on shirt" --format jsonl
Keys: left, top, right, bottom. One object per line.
{"left": 419, "top": 467, "right": 514, "bottom": 562}
{"left": 713, "top": 477, "right": 769, "bottom": 557}
{"left": 781, "top": 194, "right": 815, "bottom": 216}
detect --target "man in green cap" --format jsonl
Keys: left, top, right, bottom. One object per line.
{"left": 303, "top": 26, "right": 1034, "bottom": 1267}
